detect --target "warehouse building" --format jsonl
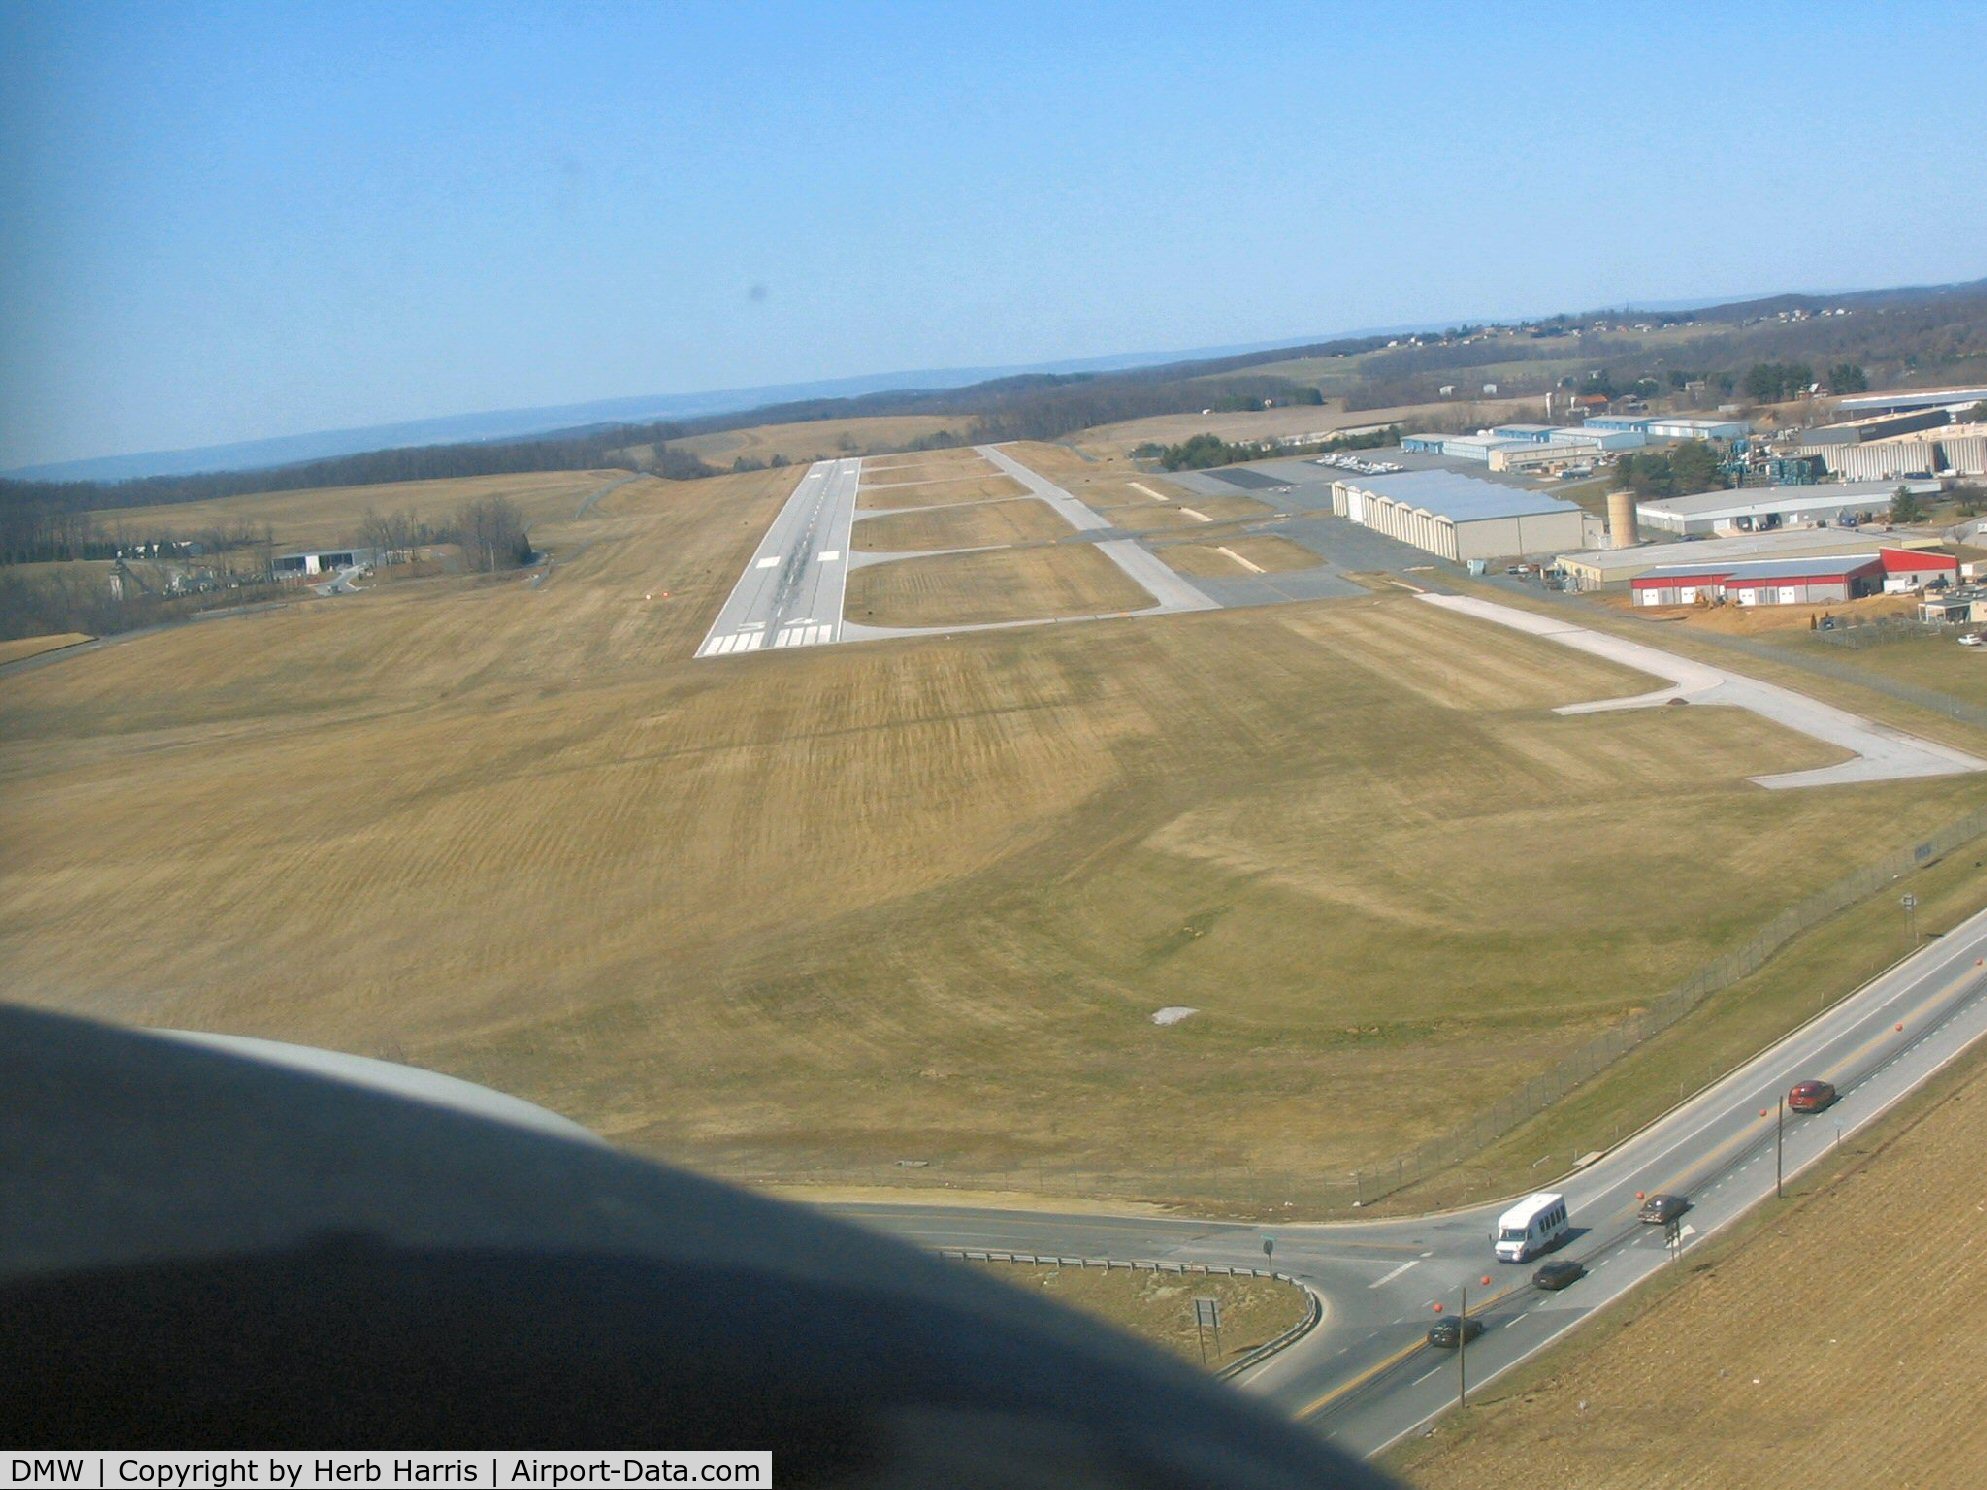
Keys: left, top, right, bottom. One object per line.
{"left": 1331, "top": 469, "right": 1592, "bottom": 561}
{"left": 1644, "top": 416, "right": 1749, "bottom": 441}
{"left": 1635, "top": 481, "right": 1899, "bottom": 536}
{"left": 1879, "top": 547, "right": 1959, "bottom": 592}
{"left": 1631, "top": 553, "right": 1884, "bottom": 608}
{"left": 1488, "top": 441, "right": 1596, "bottom": 473}
{"left": 1490, "top": 423, "right": 1557, "bottom": 444}
{"left": 1835, "top": 386, "right": 1987, "bottom": 417}
{"left": 1438, "top": 433, "right": 1530, "bottom": 464}
{"left": 1584, "top": 415, "right": 1653, "bottom": 434}
{"left": 1796, "top": 424, "right": 1987, "bottom": 482}
{"left": 1549, "top": 425, "right": 1647, "bottom": 451}
{"left": 1554, "top": 527, "right": 1901, "bottom": 591}
{"left": 1401, "top": 434, "right": 1446, "bottom": 454}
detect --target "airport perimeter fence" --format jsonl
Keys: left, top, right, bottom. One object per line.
{"left": 1353, "top": 801, "right": 1987, "bottom": 1206}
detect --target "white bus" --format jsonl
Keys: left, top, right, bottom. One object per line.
{"left": 1494, "top": 1192, "right": 1569, "bottom": 1263}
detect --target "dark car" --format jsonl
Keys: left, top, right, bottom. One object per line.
{"left": 1638, "top": 1193, "right": 1691, "bottom": 1224}
{"left": 1788, "top": 1079, "right": 1837, "bottom": 1113}
{"left": 1532, "top": 1260, "right": 1586, "bottom": 1291}
{"left": 1426, "top": 1315, "right": 1486, "bottom": 1349}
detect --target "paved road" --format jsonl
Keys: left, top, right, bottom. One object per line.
{"left": 834, "top": 906, "right": 1987, "bottom": 1458}
{"left": 1421, "top": 592, "right": 1987, "bottom": 789}
{"left": 695, "top": 458, "right": 860, "bottom": 658}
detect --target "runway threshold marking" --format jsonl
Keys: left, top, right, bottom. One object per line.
{"left": 754, "top": 556, "right": 780, "bottom": 569}
{"left": 1216, "top": 546, "right": 1266, "bottom": 574}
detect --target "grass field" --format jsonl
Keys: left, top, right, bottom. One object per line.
{"left": 88, "top": 470, "right": 636, "bottom": 551}
{"left": 843, "top": 544, "right": 1154, "bottom": 626}
{"left": 0, "top": 632, "right": 93, "bottom": 665}
{"left": 966, "top": 1261, "right": 1310, "bottom": 1370}
{"left": 10, "top": 450, "right": 1987, "bottom": 1215}
{"left": 1389, "top": 1038, "right": 1987, "bottom": 1490}
{"left": 857, "top": 474, "right": 1030, "bottom": 509}
{"left": 1155, "top": 536, "right": 1321, "bottom": 578}
{"left": 851, "top": 498, "right": 1074, "bottom": 552}
{"left": 1073, "top": 398, "right": 1536, "bottom": 456}
{"left": 663, "top": 415, "right": 969, "bottom": 467}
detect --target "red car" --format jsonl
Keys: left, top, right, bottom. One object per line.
{"left": 1788, "top": 1079, "right": 1837, "bottom": 1113}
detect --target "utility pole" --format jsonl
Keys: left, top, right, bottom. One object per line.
{"left": 1776, "top": 1096, "right": 1785, "bottom": 1199}
{"left": 1457, "top": 1282, "right": 1469, "bottom": 1408}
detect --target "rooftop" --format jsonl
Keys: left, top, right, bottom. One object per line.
{"left": 1637, "top": 481, "right": 1900, "bottom": 519}
{"left": 1634, "top": 553, "right": 1881, "bottom": 584}
{"left": 1346, "top": 468, "right": 1585, "bottom": 523}
{"left": 1557, "top": 527, "right": 1908, "bottom": 575}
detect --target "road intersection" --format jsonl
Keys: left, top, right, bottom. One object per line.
{"left": 835, "top": 905, "right": 1987, "bottom": 1457}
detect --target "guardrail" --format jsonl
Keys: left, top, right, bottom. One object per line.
{"left": 934, "top": 1248, "right": 1323, "bottom": 1378}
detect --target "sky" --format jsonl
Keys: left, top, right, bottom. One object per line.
{"left": 3, "top": 0, "right": 1986, "bottom": 470}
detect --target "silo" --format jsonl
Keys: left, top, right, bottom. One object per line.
{"left": 1606, "top": 489, "right": 1638, "bottom": 550}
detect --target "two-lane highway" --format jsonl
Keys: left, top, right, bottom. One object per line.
{"left": 696, "top": 457, "right": 860, "bottom": 658}
{"left": 835, "top": 904, "right": 1987, "bottom": 1458}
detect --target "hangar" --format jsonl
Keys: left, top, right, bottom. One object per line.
{"left": 1631, "top": 553, "right": 1884, "bottom": 608}
{"left": 1330, "top": 469, "right": 1592, "bottom": 561}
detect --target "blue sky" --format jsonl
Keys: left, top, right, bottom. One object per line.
{"left": 3, "top": 0, "right": 1985, "bottom": 469}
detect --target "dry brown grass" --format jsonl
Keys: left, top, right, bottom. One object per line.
{"left": 851, "top": 498, "right": 1075, "bottom": 553}
{"left": 0, "top": 632, "right": 94, "bottom": 665}
{"left": 1074, "top": 398, "right": 1538, "bottom": 456}
{"left": 1103, "top": 495, "right": 1277, "bottom": 534}
{"left": 5, "top": 463, "right": 1984, "bottom": 1209}
{"left": 1392, "top": 1044, "right": 1987, "bottom": 1490}
{"left": 967, "top": 1262, "right": 1310, "bottom": 1370}
{"left": 665, "top": 415, "right": 968, "bottom": 467}
{"left": 89, "top": 471, "right": 632, "bottom": 551}
{"left": 843, "top": 544, "right": 1154, "bottom": 626}
{"left": 856, "top": 474, "right": 1027, "bottom": 509}
{"left": 1156, "top": 537, "right": 1320, "bottom": 577}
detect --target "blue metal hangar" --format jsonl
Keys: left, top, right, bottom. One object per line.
{"left": 1329, "top": 469, "right": 1592, "bottom": 561}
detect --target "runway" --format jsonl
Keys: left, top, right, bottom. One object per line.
{"left": 694, "top": 457, "right": 860, "bottom": 658}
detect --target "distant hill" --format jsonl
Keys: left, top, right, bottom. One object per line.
{"left": 6, "top": 342, "right": 1313, "bottom": 484}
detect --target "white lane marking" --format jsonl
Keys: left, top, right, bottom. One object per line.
{"left": 819, "top": 550, "right": 842, "bottom": 562}
{"left": 1411, "top": 1366, "right": 1443, "bottom": 1386}
{"left": 1129, "top": 482, "right": 1171, "bottom": 502}
{"left": 1216, "top": 545, "right": 1265, "bottom": 574}
{"left": 754, "top": 555, "right": 780, "bottom": 569}
{"left": 1180, "top": 508, "right": 1212, "bottom": 523}
{"left": 1369, "top": 1260, "right": 1419, "bottom": 1289}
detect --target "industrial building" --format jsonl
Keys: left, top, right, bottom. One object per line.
{"left": 1834, "top": 386, "right": 1987, "bottom": 417}
{"left": 1635, "top": 481, "right": 1900, "bottom": 536}
{"left": 1631, "top": 553, "right": 1884, "bottom": 608}
{"left": 1643, "top": 416, "right": 1749, "bottom": 441}
{"left": 1554, "top": 526, "right": 1908, "bottom": 591}
{"left": 1878, "top": 548, "right": 1959, "bottom": 592}
{"left": 1490, "top": 423, "right": 1557, "bottom": 444}
{"left": 1584, "top": 415, "right": 1653, "bottom": 434}
{"left": 1487, "top": 442, "right": 1595, "bottom": 473}
{"left": 1549, "top": 425, "right": 1647, "bottom": 451}
{"left": 1330, "top": 469, "right": 1592, "bottom": 561}
{"left": 1794, "top": 423, "right": 1987, "bottom": 483}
